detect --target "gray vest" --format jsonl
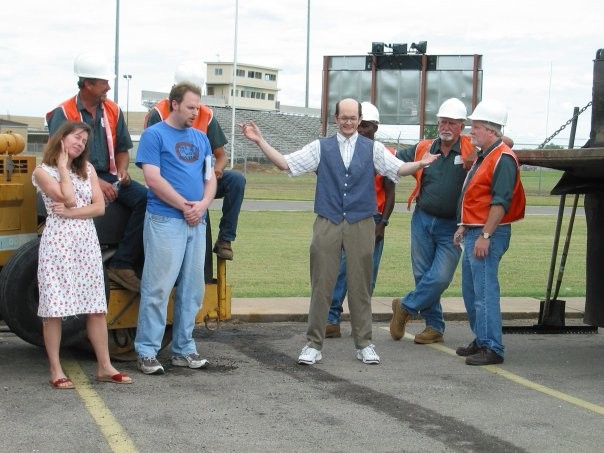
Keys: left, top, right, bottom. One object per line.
{"left": 314, "top": 135, "right": 377, "bottom": 224}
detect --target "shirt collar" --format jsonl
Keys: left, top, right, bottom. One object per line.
{"left": 477, "top": 139, "right": 502, "bottom": 159}
{"left": 337, "top": 131, "right": 358, "bottom": 146}
{"left": 435, "top": 136, "right": 462, "bottom": 155}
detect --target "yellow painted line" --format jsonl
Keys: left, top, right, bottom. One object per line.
{"left": 382, "top": 328, "right": 604, "bottom": 416}
{"left": 63, "top": 358, "right": 139, "bottom": 453}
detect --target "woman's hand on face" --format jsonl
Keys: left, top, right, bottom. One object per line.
{"left": 57, "top": 140, "right": 69, "bottom": 169}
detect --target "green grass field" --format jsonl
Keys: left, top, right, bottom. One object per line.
{"left": 217, "top": 210, "right": 586, "bottom": 298}
{"left": 129, "top": 162, "right": 588, "bottom": 298}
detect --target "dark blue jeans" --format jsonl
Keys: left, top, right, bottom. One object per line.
{"left": 215, "top": 170, "right": 246, "bottom": 242}
{"left": 461, "top": 225, "right": 511, "bottom": 357}
{"left": 399, "top": 208, "right": 461, "bottom": 333}
{"left": 99, "top": 172, "right": 147, "bottom": 271}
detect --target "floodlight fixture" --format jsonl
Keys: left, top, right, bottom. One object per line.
{"left": 391, "top": 43, "right": 408, "bottom": 55}
{"left": 371, "top": 42, "right": 385, "bottom": 55}
{"left": 410, "top": 41, "right": 427, "bottom": 54}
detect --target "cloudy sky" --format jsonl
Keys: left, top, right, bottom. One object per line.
{"left": 1, "top": 0, "right": 601, "bottom": 147}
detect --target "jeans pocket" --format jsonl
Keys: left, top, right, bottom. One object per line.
{"left": 148, "top": 213, "right": 171, "bottom": 224}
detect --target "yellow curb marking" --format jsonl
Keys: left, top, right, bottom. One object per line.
{"left": 63, "top": 358, "right": 139, "bottom": 453}
{"left": 383, "top": 328, "right": 604, "bottom": 416}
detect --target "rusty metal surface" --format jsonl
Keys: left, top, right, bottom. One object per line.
{"left": 515, "top": 147, "right": 604, "bottom": 178}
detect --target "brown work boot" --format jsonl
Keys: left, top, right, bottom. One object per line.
{"left": 413, "top": 327, "right": 444, "bottom": 344}
{"left": 325, "top": 324, "right": 341, "bottom": 338}
{"left": 455, "top": 339, "right": 479, "bottom": 357}
{"left": 389, "top": 298, "right": 411, "bottom": 341}
{"left": 213, "top": 240, "right": 233, "bottom": 260}
{"left": 107, "top": 267, "right": 141, "bottom": 293}
{"left": 465, "top": 348, "right": 504, "bottom": 366}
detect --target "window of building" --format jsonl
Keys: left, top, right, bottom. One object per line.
{"left": 214, "top": 68, "right": 223, "bottom": 76}
{"left": 247, "top": 71, "right": 261, "bottom": 79}
{"left": 236, "top": 69, "right": 245, "bottom": 77}
{"left": 268, "top": 94, "right": 275, "bottom": 101}
{"left": 207, "top": 87, "right": 214, "bottom": 95}
{"left": 264, "top": 73, "right": 276, "bottom": 81}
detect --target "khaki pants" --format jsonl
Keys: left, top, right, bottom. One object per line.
{"left": 307, "top": 216, "right": 375, "bottom": 350}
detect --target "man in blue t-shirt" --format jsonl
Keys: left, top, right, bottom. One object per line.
{"left": 134, "top": 82, "right": 217, "bottom": 375}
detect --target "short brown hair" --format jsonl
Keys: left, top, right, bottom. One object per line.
{"left": 168, "top": 82, "right": 202, "bottom": 111}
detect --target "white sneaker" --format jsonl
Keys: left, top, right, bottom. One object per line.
{"left": 171, "top": 353, "right": 209, "bottom": 369}
{"left": 356, "top": 344, "right": 380, "bottom": 364}
{"left": 298, "top": 345, "right": 322, "bottom": 365}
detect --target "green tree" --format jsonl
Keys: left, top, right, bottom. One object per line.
{"left": 423, "top": 125, "right": 438, "bottom": 139}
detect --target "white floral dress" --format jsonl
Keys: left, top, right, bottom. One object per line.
{"left": 33, "top": 163, "right": 106, "bottom": 317}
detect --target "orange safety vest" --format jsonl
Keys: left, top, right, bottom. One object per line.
{"left": 374, "top": 146, "right": 395, "bottom": 213}
{"left": 47, "top": 95, "right": 119, "bottom": 153}
{"left": 459, "top": 142, "right": 525, "bottom": 226}
{"left": 407, "top": 135, "right": 475, "bottom": 209}
{"left": 144, "top": 98, "right": 213, "bottom": 132}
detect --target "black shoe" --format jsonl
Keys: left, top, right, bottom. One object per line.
{"left": 456, "top": 339, "right": 479, "bottom": 357}
{"left": 465, "top": 348, "right": 504, "bottom": 366}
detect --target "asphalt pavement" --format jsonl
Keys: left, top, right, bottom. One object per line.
{"left": 1, "top": 200, "right": 600, "bottom": 452}
{"left": 1, "top": 319, "right": 602, "bottom": 452}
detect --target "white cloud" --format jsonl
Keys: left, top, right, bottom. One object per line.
{"left": 2, "top": 0, "right": 602, "bottom": 147}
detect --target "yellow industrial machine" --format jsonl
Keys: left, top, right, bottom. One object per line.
{"left": 0, "top": 132, "right": 231, "bottom": 360}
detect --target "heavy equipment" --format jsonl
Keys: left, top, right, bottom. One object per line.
{"left": 0, "top": 132, "right": 230, "bottom": 360}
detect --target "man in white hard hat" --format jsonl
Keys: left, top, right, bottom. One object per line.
{"left": 325, "top": 102, "right": 396, "bottom": 338}
{"left": 145, "top": 62, "right": 245, "bottom": 261}
{"left": 453, "top": 99, "right": 526, "bottom": 366}
{"left": 240, "top": 98, "right": 438, "bottom": 366}
{"left": 46, "top": 53, "right": 147, "bottom": 293}
{"left": 390, "top": 98, "right": 476, "bottom": 345}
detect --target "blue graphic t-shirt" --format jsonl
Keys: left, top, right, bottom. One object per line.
{"left": 136, "top": 121, "right": 213, "bottom": 218}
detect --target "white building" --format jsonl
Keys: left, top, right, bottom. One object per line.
{"left": 205, "top": 62, "right": 279, "bottom": 111}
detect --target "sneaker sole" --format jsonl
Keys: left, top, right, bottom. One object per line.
{"left": 139, "top": 367, "right": 165, "bottom": 375}
{"left": 172, "top": 360, "right": 209, "bottom": 369}
{"left": 358, "top": 358, "right": 380, "bottom": 364}
{"left": 297, "top": 355, "right": 322, "bottom": 365}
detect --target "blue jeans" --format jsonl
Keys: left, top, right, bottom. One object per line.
{"left": 135, "top": 213, "right": 206, "bottom": 358}
{"left": 327, "top": 215, "right": 384, "bottom": 325}
{"left": 461, "top": 225, "right": 511, "bottom": 357}
{"left": 99, "top": 172, "right": 147, "bottom": 270}
{"left": 215, "top": 170, "right": 246, "bottom": 242}
{"left": 398, "top": 208, "right": 461, "bottom": 333}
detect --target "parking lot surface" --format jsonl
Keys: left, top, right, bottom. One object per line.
{"left": 1, "top": 320, "right": 602, "bottom": 452}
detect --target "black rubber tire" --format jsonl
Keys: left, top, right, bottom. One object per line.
{"left": 0, "top": 238, "right": 87, "bottom": 347}
{"left": 107, "top": 326, "right": 173, "bottom": 362}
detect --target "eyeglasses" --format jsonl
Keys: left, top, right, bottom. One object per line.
{"left": 338, "top": 116, "right": 359, "bottom": 123}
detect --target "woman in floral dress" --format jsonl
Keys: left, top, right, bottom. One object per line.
{"left": 33, "top": 121, "right": 132, "bottom": 388}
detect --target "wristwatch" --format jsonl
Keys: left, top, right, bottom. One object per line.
{"left": 380, "top": 219, "right": 389, "bottom": 226}
{"left": 481, "top": 232, "right": 491, "bottom": 239}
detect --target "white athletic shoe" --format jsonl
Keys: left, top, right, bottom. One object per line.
{"left": 356, "top": 344, "right": 380, "bottom": 364}
{"left": 298, "top": 345, "right": 322, "bottom": 365}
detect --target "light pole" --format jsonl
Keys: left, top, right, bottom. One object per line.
{"left": 122, "top": 74, "right": 132, "bottom": 127}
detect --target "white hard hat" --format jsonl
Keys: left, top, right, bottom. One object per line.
{"left": 361, "top": 102, "right": 380, "bottom": 123}
{"left": 74, "top": 53, "right": 114, "bottom": 80}
{"left": 468, "top": 99, "right": 508, "bottom": 126}
{"left": 436, "top": 98, "right": 467, "bottom": 120}
{"left": 174, "top": 62, "right": 205, "bottom": 88}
